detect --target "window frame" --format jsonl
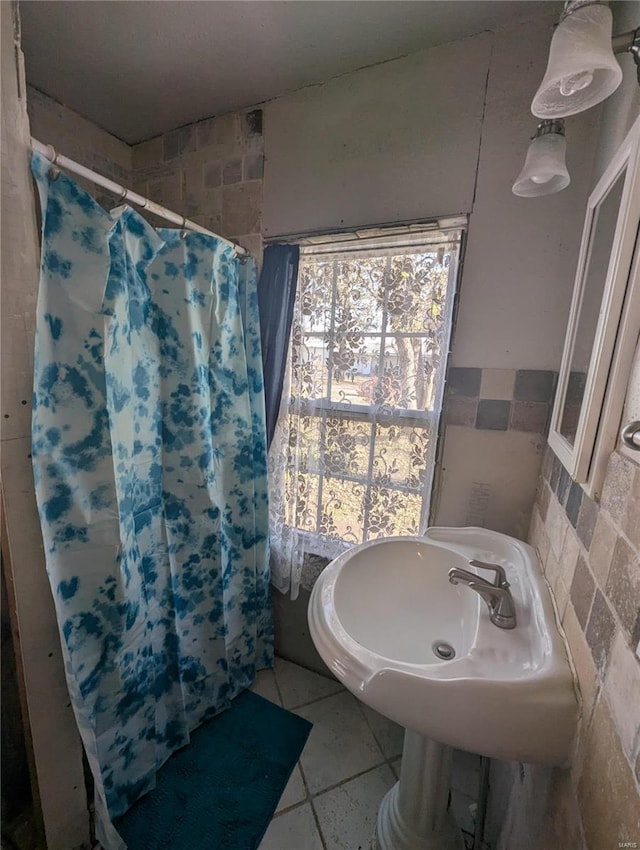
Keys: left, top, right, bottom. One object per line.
{"left": 278, "top": 221, "right": 465, "bottom": 553}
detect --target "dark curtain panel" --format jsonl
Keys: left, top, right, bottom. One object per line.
{"left": 257, "top": 244, "right": 300, "bottom": 448}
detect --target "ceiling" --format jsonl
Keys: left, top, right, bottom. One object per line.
{"left": 19, "top": 1, "right": 559, "bottom": 145}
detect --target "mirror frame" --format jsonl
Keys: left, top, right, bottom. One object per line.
{"left": 549, "top": 115, "right": 640, "bottom": 499}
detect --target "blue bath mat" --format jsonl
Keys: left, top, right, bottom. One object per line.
{"left": 115, "top": 689, "right": 312, "bottom": 850}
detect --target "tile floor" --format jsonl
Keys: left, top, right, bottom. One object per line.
{"left": 252, "top": 657, "right": 480, "bottom": 850}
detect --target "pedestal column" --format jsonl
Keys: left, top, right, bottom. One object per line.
{"left": 375, "top": 730, "right": 464, "bottom": 850}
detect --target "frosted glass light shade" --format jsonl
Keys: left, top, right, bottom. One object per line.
{"left": 512, "top": 132, "right": 570, "bottom": 197}
{"left": 532, "top": 4, "right": 622, "bottom": 118}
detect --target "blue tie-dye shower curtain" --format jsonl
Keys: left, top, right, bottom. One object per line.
{"left": 30, "top": 152, "right": 273, "bottom": 850}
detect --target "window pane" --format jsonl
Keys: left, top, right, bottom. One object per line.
{"left": 388, "top": 251, "right": 450, "bottom": 334}
{"left": 385, "top": 251, "right": 451, "bottom": 411}
{"left": 377, "top": 341, "right": 427, "bottom": 411}
{"left": 366, "top": 488, "right": 423, "bottom": 540}
{"left": 336, "top": 257, "right": 386, "bottom": 333}
{"left": 372, "top": 422, "right": 431, "bottom": 490}
{"left": 329, "top": 335, "right": 380, "bottom": 406}
{"left": 319, "top": 477, "right": 367, "bottom": 546}
{"left": 291, "top": 326, "right": 328, "bottom": 400}
{"left": 324, "top": 417, "right": 372, "bottom": 480}
{"left": 298, "top": 260, "right": 333, "bottom": 334}
{"left": 284, "top": 414, "right": 321, "bottom": 530}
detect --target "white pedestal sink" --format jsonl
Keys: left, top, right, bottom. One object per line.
{"left": 308, "top": 527, "right": 578, "bottom": 850}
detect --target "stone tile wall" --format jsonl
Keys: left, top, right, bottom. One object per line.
{"left": 27, "top": 86, "right": 133, "bottom": 209}
{"left": 528, "top": 447, "right": 640, "bottom": 849}
{"left": 28, "top": 88, "right": 264, "bottom": 263}
{"left": 130, "top": 109, "right": 264, "bottom": 260}
{"left": 445, "top": 367, "right": 556, "bottom": 434}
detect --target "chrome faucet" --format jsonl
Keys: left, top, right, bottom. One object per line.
{"left": 448, "top": 559, "right": 517, "bottom": 630}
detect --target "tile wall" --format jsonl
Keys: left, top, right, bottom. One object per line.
{"left": 27, "top": 86, "right": 133, "bottom": 206}
{"left": 527, "top": 446, "right": 640, "bottom": 849}
{"left": 445, "top": 367, "right": 557, "bottom": 434}
{"left": 27, "top": 87, "right": 265, "bottom": 263}
{"left": 131, "top": 109, "right": 264, "bottom": 260}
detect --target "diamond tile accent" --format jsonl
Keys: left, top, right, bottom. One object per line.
{"left": 556, "top": 466, "right": 571, "bottom": 506}
{"left": 479, "top": 368, "right": 515, "bottom": 400}
{"left": 585, "top": 590, "right": 616, "bottom": 672}
{"left": 576, "top": 492, "right": 598, "bottom": 550}
{"left": 565, "top": 481, "right": 583, "bottom": 528}
{"left": 509, "top": 401, "right": 549, "bottom": 434}
{"left": 445, "top": 396, "right": 478, "bottom": 427}
{"left": 475, "top": 399, "right": 510, "bottom": 431}
{"left": 514, "top": 369, "right": 556, "bottom": 402}
{"left": 569, "top": 556, "right": 595, "bottom": 630}
{"left": 447, "top": 367, "right": 482, "bottom": 397}
{"left": 605, "top": 536, "right": 640, "bottom": 643}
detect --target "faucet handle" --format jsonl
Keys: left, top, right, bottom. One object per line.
{"left": 468, "top": 559, "right": 510, "bottom": 589}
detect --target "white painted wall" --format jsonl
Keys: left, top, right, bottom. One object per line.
{"left": 434, "top": 429, "right": 545, "bottom": 539}
{"left": 263, "top": 11, "right": 600, "bottom": 370}
{"left": 450, "top": 20, "right": 601, "bottom": 370}
{"left": 592, "top": 1, "right": 640, "bottom": 183}
{"left": 263, "top": 33, "right": 492, "bottom": 236}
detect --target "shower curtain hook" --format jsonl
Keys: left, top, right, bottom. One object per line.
{"left": 47, "top": 144, "right": 61, "bottom": 180}
{"left": 116, "top": 185, "right": 128, "bottom": 203}
{"left": 180, "top": 217, "right": 188, "bottom": 239}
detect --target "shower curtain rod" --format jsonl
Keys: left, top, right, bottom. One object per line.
{"left": 30, "top": 137, "right": 247, "bottom": 256}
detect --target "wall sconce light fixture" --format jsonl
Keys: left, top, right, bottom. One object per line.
{"left": 532, "top": 0, "right": 639, "bottom": 119}
{"left": 512, "top": 119, "right": 570, "bottom": 197}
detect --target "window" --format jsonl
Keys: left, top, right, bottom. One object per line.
{"left": 269, "top": 225, "right": 463, "bottom": 596}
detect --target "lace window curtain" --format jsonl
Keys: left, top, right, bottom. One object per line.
{"left": 269, "top": 231, "right": 462, "bottom": 600}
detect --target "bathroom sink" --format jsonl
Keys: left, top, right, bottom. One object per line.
{"left": 308, "top": 527, "right": 578, "bottom": 766}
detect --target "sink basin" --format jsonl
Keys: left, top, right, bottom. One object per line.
{"left": 308, "top": 527, "right": 578, "bottom": 766}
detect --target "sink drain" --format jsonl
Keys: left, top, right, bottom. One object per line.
{"left": 432, "top": 641, "right": 456, "bottom": 660}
